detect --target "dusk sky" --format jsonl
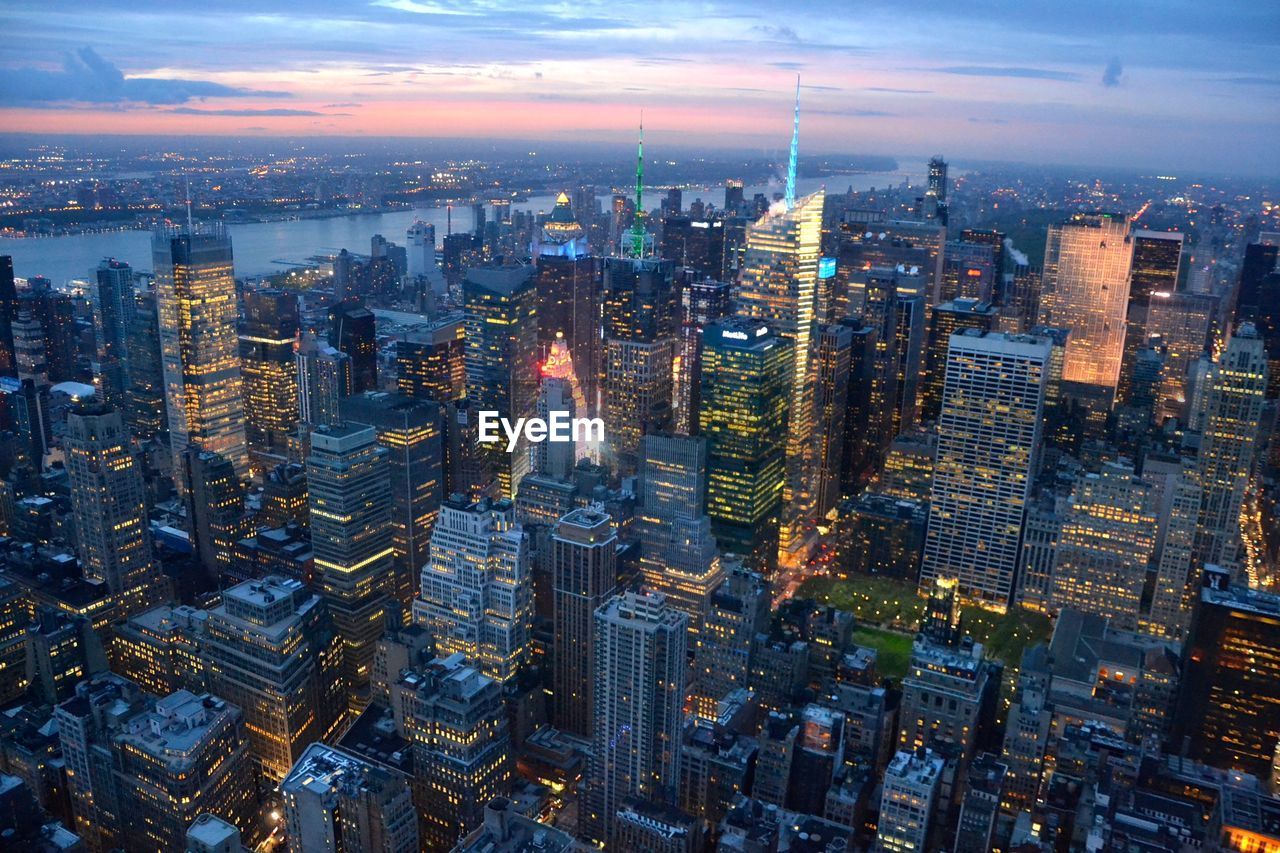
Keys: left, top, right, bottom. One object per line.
{"left": 1, "top": 0, "right": 1277, "bottom": 174}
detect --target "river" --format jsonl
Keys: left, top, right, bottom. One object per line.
{"left": 1, "top": 169, "right": 920, "bottom": 285}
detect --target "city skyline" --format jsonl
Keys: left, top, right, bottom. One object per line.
{"left": 0, "top": 1, "right": 1276, "bottom": 174}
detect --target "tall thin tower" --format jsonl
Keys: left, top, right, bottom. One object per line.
{"left": 629, "top": 116, "right": 646, "bottom": 258}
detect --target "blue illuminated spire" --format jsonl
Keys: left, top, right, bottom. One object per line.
{"left": 785, "top": 75, "right": 800, "bottom": 210}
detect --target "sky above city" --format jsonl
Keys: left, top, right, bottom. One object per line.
{"left": 0, "top": 0, "right": 1277, "bottom": 174}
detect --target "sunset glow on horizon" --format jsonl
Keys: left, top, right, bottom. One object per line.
{"left": 0, "top": 1, "right": 1277, "bottom": 173}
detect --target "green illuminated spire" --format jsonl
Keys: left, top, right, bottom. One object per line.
{"left": 629, "top": 114, "right": 645, "bottom": 258}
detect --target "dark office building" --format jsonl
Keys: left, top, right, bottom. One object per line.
{"left": 1238, "top": 241, "right": 1279, "bottom": 319}
{"left": 673, "top": 278, "right": 731, "bottom": 435}
{"left": 662, "top": 216, "right": 727, "bottom": 281}
{"left": 921, "top": 299, "right": 1000, "bottom": 422}
{"left": 327, "top": 300, "right": 378, "bottom": 393}
{"left": 92, "top": 259, "right": 134, "bottom": 412}
{"left": 0, "top": 256, "right": 16, "bottom": 376}
{"left": 1173, "top": 575, "right": 1280, "bottom": 779}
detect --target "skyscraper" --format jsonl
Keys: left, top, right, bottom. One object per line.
{"left": 1119, "top": 230, "right": 1184, "bottom": 404}
{"left": 91, "top": 258, "right": 133, "bottom": 412}
{"left": 463, "top": 263, "right": 539, "bottom": 498}
{"left": 1050, "top": 462, "right": 1158, "bottom": 632}
{"left": 396, "top": 316, "right": 465, "bottom": 403}
{"left": 341, "top": 391, "right": 444, "bottom": 612}
{"left": 925, "top": 155, "right": 948, "bottom": 223}
{"left": 327, "top": 300, "right": 378, "bottom": 394}
{"left": 297, "top": 331, "right": 352, "bottom": 429}
{"left": 1036, "top": 213, "right": 1133, "bottom": 397}
{"left": 533, "top": 193, "right": 600, "bottom": 412}
{"left": 56, "top": 677, "right": 257, "bottom": 853}
{"left": 391, "top": 653, "right": 513, "bottom": 850}
{"left": 1194, "top": 323, "right": 1269, "bottom": 580}
{"left": 0, "top": 255, "right": 16, "bottom": 376}
{"left": 551, "top": 506, "right": 617, "bottom": 737}
{"left": 635, "top": 434, "right": 721, "bottom": 635}
{"left": 1172, "top": 575, "right": 1280, "bottom": 780}
{"left": 921, "top": 330, "right": 1051, "bottom": 610}
{"left": 734, "top": 189, "right": 825, "bottom": 564}
{"left": 921, "top": 298, "right": 999, "bottom": 422}
{"left": 413, "top": 497, "right": 531, "bottom": 684}
{"left": 699, "top": 319, "right": 792, "bottom": 567}
{"left": 203, "top": 576, "right": 347, "bottom": 782}
{"left": 602, "top": 256, "right": 678, "bottom": 475}
{"left": 153, "top": 224, "right": 249, "bottom": 480}
{"left": 64, "top": 406, "right": 159, "bottom": 618}
{"left": 125, "top": 284, "right": 167, "bottom": 444}
{"left": 585, "top": 591, "right": 687, "bottom": 845}
{"left": 691, "top": 562, "right": 771, "bottom": 720}
{"left": 813, "top": 323, "right": 852, "bottom": 518}
{"left": 1144, "top": 289, "right": 1216, "bottom": 421}
{"left": 180, "top": 447, "right": 250, "bottom": 585}
{"left": 307, "top": 423, "right": 397, "bottom": 710}
{"left": 672, "top": 278, "right": 731, "bottom": 435}
{"left": 239, "top": 289, "right": 299, "bottom": 464}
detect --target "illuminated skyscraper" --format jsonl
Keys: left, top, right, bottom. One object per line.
{"left": 91, "top": 258, "right": 133, "bottom": 412}
{"left": 463, "top": 263, "right": 539, "bottom": 498}
{"left": 921, "top": 298, "right": 999, "bottom": 422}
{"left": 662, "top": 216, "right": 727, "bottom": 281}
{"left": 59, "top": 681, "right": 258, "bottom": 853}
{"left": 391, "top": 653, "right": 512, "bottom": 850}
{"left": 691, "top": 562, "right": 770, "bottom": 720}
{"left": 397, "top": 315, "right": 465, "bottom": 403}
{"left": 925, "top": 155, "right": 948, "bottom": 223}
{"left": 940, "top": 241, "right": 997, "bottom": 303}
{"left": 203, "top": 576, "right": 347, "bottom": 782}
{"left": 1036, "top": 213, "right": 1133, "bottom": 396}
{"left": 921, "top": 330, "right": 1051, "bottom": 610}
{"left": 1049, "top": 462, "right": 1158, "bottom": 632}
{"left": 307, "top": 423, "right": 397, "bottom": 710}
{"left": 551, "top": 506, "right": 617, "bottom": 737}
{"left": 342, "top": 391, "right": 444, "bottom": 613}
{"left": 413, "top": 497, "right": 531, "bottom": 684}
{"left": 1144, "top": 289, "right": 1216, "bottom": 421}
{"left": 64, "top": 406, "right": 159, "bottom": 618}
{"left": 533, "top": 194, "right": 600, "bottom": 412}
{"left": 1172, "top": 574, "right": 1280, "bottom": 780}
{"left": 153, "top": 224, "right": 249, "bottom": 480}
{"left": 734, "top": 189, "right": 824, "bottom": 563}
{"left": 1194, "top": 324, "right": 1268, "bottom": 580}
{"left": 699, "top": 319, "right": 792, "bottom": 568}
{"left": 602, "top": 256, "right": 678, "bottom": 475}
{"left": 585, "top": 591, "right": 687, "bottom": 846}
{"left": 239, "top": 289, "right": 299, "bottom": 464}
